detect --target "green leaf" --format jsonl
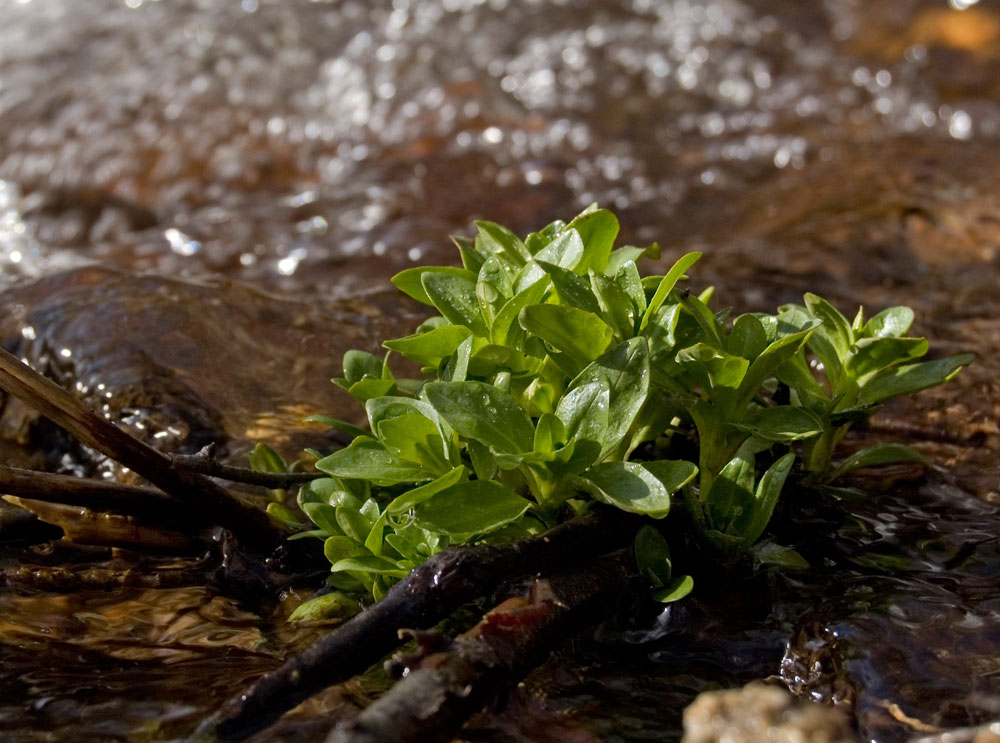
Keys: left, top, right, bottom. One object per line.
{"left": 298, "top": 476, "right": 362, "bottom": 509}
{"left": 323, "top": 535, "right": 369, "bottom": 565}
{"left": 750, "top": 542, "right": 809, "bottom": 570}
{"left": 365, "top": 395, "right": 443, "bottom": 438}
{"left": 336, "top": 505, "right": 373, "bottom": 543}
{"left": 704, "top": 449, "right": 755, "bottom": 533}
{"left": 640, "top": 251, "right": 701, "bottom": 333}
{"left": 591, "top": 270, "right": 637, "bottom": 338}
{"left": 733, "top": 325, "right": 816, "bottom": 415}
{"left": 330, "top": 555, "right": 411, "bottom": 578}
{"left": 384, "top": 325, "right": 473, "bottom": 367}
{"left": 476, "top": 256, "right": 514, "bottom": 327}
{"left": 533, "top": 413, "right": 566, "bottom": 453}
{"left": 454, "top": 234, "right": 486, "bottom": 274}
{"left": 364, "top": 509, "right": 389, "bottom": 555}
{"left": 569, "top": 338, "right": 651, "bottom": 450}
{"left": 341, "top": 350, "right": 384, "bottom": 385}
{"left": 342, "top": 377, "right": 396, "bottom": 403}
{"left": 392, "top": 266, "right": 476, "bottom": 306}
{"left": 365, "top": 396, "right": 441, "bottom": 433}
{"left": 468, "top": 438, "right": 499, "bottom": 481}
{"left": 732, "top": 406, "right": 825, "bottom": 442}
{"left": 605, "top": 243, "right": 658, "bottom": 274}
{"left": 640, "top": 459, "right": 699, "bottom": 494}
{"left": 519, "top": 304, "right": 615, "bottom": 364}
{"left": 386, "top": 466, "right": 467, "bottom": 514}
{"left": 376, "top": 413, "right": 454, "bottom": 474}
{"left": 425, "top": 380, "right": 535, "bottom": 455}
{"left": 248, "top": 442, "right": 286, "bottom": 474}
{"left": 301, "top": 502, "right": 340, "bottom": 535}
{"left": 525, "top": 219, "right": 567, "bottom": 255}
{"left": 827, "top": 443, "right": 927, "bottom": 482}
{"left": 676, "top": 343, "right": 749, "bottom": 391}
{"left": 289, "top": 592, "right": 361, "bottom": 622}
{"left": 864, "top": 306, "right": 914, "bottom": 338}
{"left": 267, "top": 502, "right": 306, "bottom": 530}
{"left": 614, "top": 260, "right": 646, "bottom": 318}
{"left": 728, "top": 314, "right": 768, "bottom": 361}
{"left": 846, "top": 336, "right": 928, "bottom": 382}
{"left": 413, "top": 480, "right": 532, "bottom": 536}
{"left": 539, "top": 261, "right": 601, "bottom": 315}
{"left": 577, "top": 461, "right": 674, "bottom": 518}
{"left": 634, "top": 524, "right": 673, "bottom": 586}
{"left": 741, "top": 452, "right": 795, "bottom": 545}
{"left": 801, "top": 294, "right": 852, "bottom": 385}
{"left": 652, "top": 575, "right": 694, "bottom": 603}
{"left": 491, "top": 275, "right": 550, "bottom": 347}
{"left": 857, "top": 352, "right": 973, "bottom": 405}
{"left": 804, "top": 293, "right": 853, "bottom": 354}
{"left": 422, "top": 271, "right": 489, "bottom": 337}
{"left": 316, "top": 437, "right": 430, "bottom": 486}
{"left": 566, "top": 207, "right": 619, "bottom": 274}
{"left": 468, "top": 344, "right": 541, "bottom": 377}
{"left": 443, "top": 334, "right": 473, "bottom": 382}
{"left": 303, "top": 415, "right": 368, "bottom": 440}
{"left": 680, "top": 295, "right": 725, "bottom": 349}
{"left": 476, "top": 220, "right": 531, "bottom": 266}
{"left": 533, "top": 229, "right": 585, "bottom": 271}
{"left": 555, "top": 381, "right": 609, "bottom": 469}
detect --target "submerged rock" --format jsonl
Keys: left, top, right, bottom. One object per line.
{"left": 682, "top": 682, "right": 855, "bottom": 743}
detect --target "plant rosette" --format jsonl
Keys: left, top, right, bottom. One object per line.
{"left": 282, "top": 206, "right": 971, "bottom": 614}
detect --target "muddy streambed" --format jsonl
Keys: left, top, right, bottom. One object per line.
{"left": 2, "top": 0, "right": 1000, "bottom": 741}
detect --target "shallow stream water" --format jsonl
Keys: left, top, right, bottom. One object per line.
{"left": 2, "top": 0, "right": 1000, "bottom": 741}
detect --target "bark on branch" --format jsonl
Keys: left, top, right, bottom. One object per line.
{"left": 328, "top": 549, "right": 635, "bottom": 743}
{"left": 0, "top": 465, "right": 187, "bottom": 524}
{"left": 195, "top": 508, "right": 641, "bottom": 742}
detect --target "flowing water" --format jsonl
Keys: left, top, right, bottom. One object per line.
{"left": 1, "top": 0, "right": 1000, "bottom": 740}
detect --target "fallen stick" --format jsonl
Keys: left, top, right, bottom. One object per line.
{"left": 328, "top": 549, "right": 635, "bottom": 743}
{"left": 0, "top": 465, "right": 187, "bottom": 524}
{"left": 195, "top": 507, "right": 640, "bottom": 742}
{"left": 0, "top": 347, "right": 284, "bottom": 551}
{"left": 0, "top": 561, "right": 213, "bottom": 592}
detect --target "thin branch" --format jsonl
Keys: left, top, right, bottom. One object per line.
{"left": 172, "top": 445, "right": 324, "bottom": 489}
{"left": 0, "top": 347, "right": 284, "bottom": 551}
{"left": 329, "top": 550, "right": 635, "bottom": 743}
{"left": 194, "top": 508, "right": 641, "bottom": 742}
{"left": 0, "top": 465, "right": 187, "bottom": 523}
{"left": 0, "top": 562, "right": 212, "bottom": 592}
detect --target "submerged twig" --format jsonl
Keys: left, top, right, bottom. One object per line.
{"left": 329, "top": 549, "right": 635, "bottom": 743}
{"left": 195, "top": 508, "right": 640, "bottom": 742}
{"left": 0, "top": 561, "right": 212, "bottom": 592}
{"left": 0, "top": 347, "right": 284, "bottom": 551}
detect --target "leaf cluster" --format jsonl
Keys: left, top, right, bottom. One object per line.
{"left": 290, "top": 206, "right": 971, "bottom": 609}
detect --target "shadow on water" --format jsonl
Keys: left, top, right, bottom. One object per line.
{"left": 1, "top": 0, "right": 1000, "bottom": 740}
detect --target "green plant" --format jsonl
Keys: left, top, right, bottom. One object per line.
{"left": 288, "top": 206, "right": 971, "bottom": 613}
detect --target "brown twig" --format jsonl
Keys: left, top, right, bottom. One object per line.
{"left": 194, "top": 508, "right": 641, "bottom": 742}
{"left": 172, "top": 444, "right": 324, "bottom": 489}
{"left": 0, "top": 465, "right": 187, "bottom": 524}
{"left": 0, "top": 347, "right": 284, "bottom": 551}
{"left": 0, "top": 562, "right": 212, "bottom": 592}
{"left": 329, "top": 549, "right": 635, "bottom": 743}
